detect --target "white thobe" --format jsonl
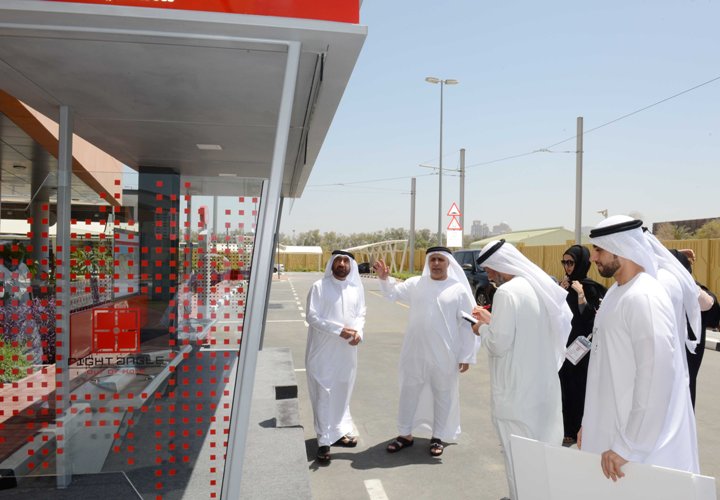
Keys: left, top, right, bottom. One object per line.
{"left": 305, "top": 276, "right": 366, "bottom": 446}
{"left": 657, "top": 268, "right": 694, "bottom": 363}
{"left": 477, "top": 276, "right": 563, "bottom": 500}
{"left": 380, "top": 276, "right": 477, "bottom": 441}
{"left": 582, "top": 272, "right": 699, "bottom": 472}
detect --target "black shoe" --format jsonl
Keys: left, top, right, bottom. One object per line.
{"left": 316, "top": 445, "right": 331, "bottom": 463}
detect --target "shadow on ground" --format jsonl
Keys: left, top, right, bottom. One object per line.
{"left": 304, "top": 438, "right": 450, "bottom": 471}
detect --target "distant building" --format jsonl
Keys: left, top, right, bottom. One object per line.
{"left": 491, "top": 222, "right": 512, "bottom": 236}
{"left": 470, "top": 226, "right": 581, "bottom": 247}
{"left": 471, "top": 220, "right": 489, "bottom": 239}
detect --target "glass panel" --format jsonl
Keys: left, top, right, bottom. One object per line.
{"left": 0, "top": 168, "right": 262, "bottom": 498}
{"left": 0, "top": 168, "right": 58, "bottom": 482}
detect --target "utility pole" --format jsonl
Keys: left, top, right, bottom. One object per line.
{"left": 409, "top": 177, "right": 416, "bottom": 273}
{"left": 459, "top": 148, "right": 465, "bottom": 239}
{"left": 575, "top": 117, "right": 583, "bottom": 244}
{"left": 438, "top": 82, "right": 444, "bottom": 245}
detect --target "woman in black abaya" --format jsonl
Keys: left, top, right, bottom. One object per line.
{"left": 558, "top": 245, "right": 606, "bottom": 446}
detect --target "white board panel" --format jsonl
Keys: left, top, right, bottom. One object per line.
{"left": 511, "top": 435, "right": 716, "bottom": 500}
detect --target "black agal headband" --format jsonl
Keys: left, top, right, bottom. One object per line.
{"left": 331, "top": 250, "right": 355, "bottom": 260}
{"left": 589, "top": 219, "right": 643, "bottom": 238}
{"left": 476, "top": 239, "right": 505, "bottom": 266}
{"left": 426, "top": 246, "right": 451, "bottom": 255}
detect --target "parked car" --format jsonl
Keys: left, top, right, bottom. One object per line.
{"left": 357, "top": 262, "right": 371, "bottom": 274}
{"left": 452, "top": 249, "right": 494, "bottom": 306}
{"left": 273, "top": 263, "right": 285, "bottom": 273}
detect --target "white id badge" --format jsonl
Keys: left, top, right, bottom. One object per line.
{"left": 565, "top": 335, "right": 592, "bottom": 365}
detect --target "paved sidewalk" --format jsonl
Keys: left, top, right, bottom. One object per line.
{"left": 264, "top": 273, "right": 720, "bottom": 500}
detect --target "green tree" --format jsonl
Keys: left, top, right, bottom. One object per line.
{"left": 462, "top": 235, "right": 476, "bottom": 248}
{"left": 321, "top": 231, "right": 343, "bottom": 251}
{"left": 277, "top": 232, "right": 291, "bottom": 245}
{"left": 297, "top": 229, "right": 322, "bottom": 246}
{"left": 383, "top": 227, "right": 409, "bottom": 241}
{"left": 695, "top": 219, "right": 720, "bottom": 239}
{"left": 654, "top": 223, "right": 694, "bottom": 241}
{"left": 414, "top": 229, "right": 434, "bottom": 249}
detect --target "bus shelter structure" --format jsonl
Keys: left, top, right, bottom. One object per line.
{"left": 0, "top": 1, "right": 365, "bottom": 497}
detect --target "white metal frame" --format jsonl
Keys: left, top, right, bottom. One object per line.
{"left": 345, "top": 239, "right": 409, "bottom": 274}
{"left": 221, "top": 41, "right": 301, "bottom": 499}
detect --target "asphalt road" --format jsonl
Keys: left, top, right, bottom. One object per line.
{"left": 263, "top": 272, "right": 720, "bottom": 500}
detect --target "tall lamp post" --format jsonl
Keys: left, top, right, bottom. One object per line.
{"left": 425, "top": 76, "right": 458, "bottom": 246}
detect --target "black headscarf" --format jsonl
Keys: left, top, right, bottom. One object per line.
{"left": 668, "top": 248, "right": 692, "bottom": 274}
{"left": 563, "top": 245, "right": 591, "bottom": 282}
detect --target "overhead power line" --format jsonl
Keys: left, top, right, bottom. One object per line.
{"left": 543, "top": 74, "right": 720, "bottom": 150}
{"left": 309, "top": 172, "right": 435, "bottom": 188}
{"left": 309, "top": 74, "right": 720, "bottom": 185}
{"left": 465, "top": 73, "right": 720, "bottom": 169}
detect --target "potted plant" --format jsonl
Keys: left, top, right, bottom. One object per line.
{"left": 0, "top": 241, "right": 43, "bottom": 368}
{"left": 0, "top": 341, "right": 32, "bottom": 384}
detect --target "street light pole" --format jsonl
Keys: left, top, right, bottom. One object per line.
{"left": 425, "top": 76, "right": 458, "bottom": 246}
{"left": 575, "top": 116, "right": 583, "bottom": 244}
{"left": 409, "top": 177, "right": 416, "bottom": 273}
{"left": 459, "top": 147, "right": 465, "bottom": 237}
{"left": 439, "top": 80, "right": 444, "bottom": 246}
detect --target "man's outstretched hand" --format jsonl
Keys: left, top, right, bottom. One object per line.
{"left": 373, "top": 260, "right": 389, "bottom": 280}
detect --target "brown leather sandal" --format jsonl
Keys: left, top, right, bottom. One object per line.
{"left": 332, "top": 434, "right": 358, "bottom": 447}
{"left": 386, "top": 436, "right": 414, "bottom": 453}
{"left": 429, "top": 437, "right": 444, "bottom": 457}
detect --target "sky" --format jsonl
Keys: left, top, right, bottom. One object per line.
{"left": 279, "top": 1, "right": 720, "bottom": 240}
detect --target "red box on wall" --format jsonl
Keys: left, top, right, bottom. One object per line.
{"left": 92, "top": 307, "right": 140, "bottom": 353}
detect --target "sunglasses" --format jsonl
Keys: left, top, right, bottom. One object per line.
{"left": 560, "top": 260, "right": 575, "bottom": 266}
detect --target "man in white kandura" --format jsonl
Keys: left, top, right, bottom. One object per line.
{"left": 306, "top": 250, "right": 366, "bottom": 463}
{"left": 373, "top": 247, "right": 477, "bottom": 457}
{"left": 645, "top": 228, "right": 702, "bottom": 373}
{"left": 581, "top": 215, "right": 699, "bottom": 481}
{"left": 471, "top": 239, "right": 572, "bottom": 500}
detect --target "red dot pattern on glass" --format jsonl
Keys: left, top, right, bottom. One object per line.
{"left": 0, "top": 179, "right": 257, "bottom": 498}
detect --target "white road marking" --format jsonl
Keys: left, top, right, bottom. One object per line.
{"left": 369, "top": 290, "right": 409, "bottom": 309}
{"left": 295, "top": 368, "right": 306, "bottom": 372}
{"left": 364, "top": 479, "right": 389, "bottom": 500}
{"left": 265, "top": 319, "right": 307, "bottom": 323}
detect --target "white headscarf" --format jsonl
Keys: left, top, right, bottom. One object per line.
{"left": 422, "top": 248, "right": 475, "bottom": 304}
{"left": 324, "top": 251, "right": 363, "bottom": 288}
{"left": 589, "top": 215, "right": 658, "bottom": 278}
{"left": 645, "top": 231, "right": 702, "bottom": 353}
{"left": 477, "top": 239, "right": 572, "bottom": 370}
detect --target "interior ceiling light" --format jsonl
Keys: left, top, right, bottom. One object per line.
{"left": 218, "top": 173, "right": 237, "bottom": 177}
{"left": 13, "top": 164, "right": 26, "bottom": 169}
{"left": 196, "top": 144, "right": 223, "bottom": 151}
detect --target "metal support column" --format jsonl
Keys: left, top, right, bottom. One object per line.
{"left": 55, "top": 105, "right": 73, "bottom": 488}
{"left": 30, "top": 147, "right": 51, "bottom": 283}
{"left": 222, "top": 41, "right": 301, "bottom": 499}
